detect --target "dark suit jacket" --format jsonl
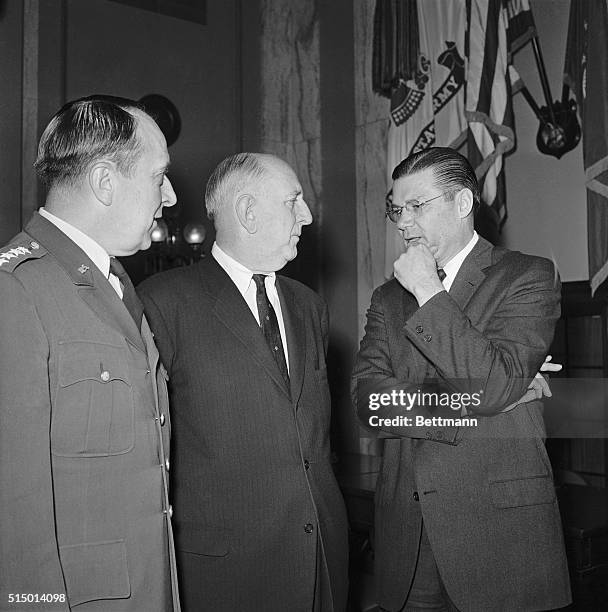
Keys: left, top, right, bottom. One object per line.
{"left": 352, "top": 237, "right": 571, "bottom": 612}
{"left": 0, "top": 213, "right": 179, "bottom": 611}
{"left": 138, "top": 256, "right": 348, "bottom": 612}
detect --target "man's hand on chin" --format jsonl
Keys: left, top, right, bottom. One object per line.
{"left": 394, "top": 239, "right": 444, "bottom": 307}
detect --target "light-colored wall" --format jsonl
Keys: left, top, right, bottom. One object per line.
{"left": 352, "top": 1, "right": 389, "bottom": 455}
{"left": 354, "top": 0, "right": 389, "bottom": 342}
{"left": 247, "top": 0, "right": 322, "bottom": 289}
{"left": 240, "top": 0, "right": 361, "bottom": 453}
{"left": 503, "top": 0, "right": 587, "bottom": 281}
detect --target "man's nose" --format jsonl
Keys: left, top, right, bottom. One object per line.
{"left": 298, "top": 201, "right": 313, "bottom": 225}
{"left": 396, "top": 208, "right": 415, "bottom": 230}
{"left": 162, "top": 176, "right": 177, "bottom": 208}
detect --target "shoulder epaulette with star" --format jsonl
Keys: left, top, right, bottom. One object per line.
{"left": 0, "top": 234, "right": 47, "bottom": 273}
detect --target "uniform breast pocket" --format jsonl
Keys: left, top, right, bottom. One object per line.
{"left": 52, "top": 341, "right": 134, "bottom": 457}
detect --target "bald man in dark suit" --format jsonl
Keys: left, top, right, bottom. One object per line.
{"left": 139, "top": 153, "right": 348, "bottom": 611}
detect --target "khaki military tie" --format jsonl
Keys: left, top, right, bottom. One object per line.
{"left": 109, "top": 257, "right": 144, "bottom": 329}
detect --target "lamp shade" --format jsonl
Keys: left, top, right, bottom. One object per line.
{"left": 183, "top": 223, "right": 206, "bottom": 246}
{"left": 151, "top": 218, "right": 169, "bottom": 243}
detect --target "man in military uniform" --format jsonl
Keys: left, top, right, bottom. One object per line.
{"left": 0, "top": 96, "right": 180, "bottom": 610}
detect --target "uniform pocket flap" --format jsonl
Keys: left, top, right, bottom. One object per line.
{"left": 53, "top": 341, "right": 134, "bottom": 456}
{"left": 176, "top": 523, "right": 229, "bottom": 557}
{"left": 59, "top": 539, "right": 130, "bottom": 606}
{"left": 489, "top": 474, "right": 556, "bottom": 508}
{"left": 58, "top": 341, "right": 130, "bottom": 387}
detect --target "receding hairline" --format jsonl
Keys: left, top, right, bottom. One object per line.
{"left": 124, "top": 109, "right": 171, "bottom": 169}
{"left": 206, "top": 153, "right": 280, "bottom": 202}
{"left": 239, "top": 153, "right": 291, "bottom": 185}
{"left": 205, "top": 152, "right": 303, "bottom": 226}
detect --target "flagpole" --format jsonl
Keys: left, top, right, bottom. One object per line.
{"left": 530, "top": 35, "right": 557, "bottom": 125}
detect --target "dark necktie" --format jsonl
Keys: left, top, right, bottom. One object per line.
{"left": 110, "top": 257, "right": 144, "bottom": 329}
{"left": 437, "top": 268, "right": 446, "bottom": 282}
{"left": 252, "top": 274, "right": 290, "bottom": 391}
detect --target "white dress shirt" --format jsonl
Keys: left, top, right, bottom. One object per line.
{"left": 39, "top": 207, "right": 123, "bottom": 297}
{"left": 441, "top": 231, "right": 479, "bottom": 291}
{"left": 212, "top": 242, "right": 290, "bottom": 372}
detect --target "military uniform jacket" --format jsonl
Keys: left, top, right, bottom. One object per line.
{"left": 0, "top": 213, "right": 180, "bottom": 611}
{"left": 138, "top": 257, "right": 349, "bottom": 612}
{"left": 352, "top": 237, "right": 571, "bottom": 612}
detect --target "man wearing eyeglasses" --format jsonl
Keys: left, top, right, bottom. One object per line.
{"left": 352, "top": 147, "right": 570, "bottom": 611}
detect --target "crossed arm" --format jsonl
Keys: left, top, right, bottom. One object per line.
{"left": 352, "top": 258, "right": 561, "bottom": 439}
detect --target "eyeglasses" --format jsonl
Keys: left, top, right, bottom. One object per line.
{"left": 385, "top": 193, "right": 445, "bottom": 223}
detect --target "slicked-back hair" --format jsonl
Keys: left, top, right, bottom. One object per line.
{"left": 205, "top": 152, "right": 268, "bottom": 220}
{"left": 392, "top": 147, "right": 481, "bottom": 213}
{"left": 34, "top": 95, "right": 145, "bottom": 187}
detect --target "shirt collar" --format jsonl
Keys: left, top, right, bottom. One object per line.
{"left": 39, "top": 207, "right": 111, "bottom": 279}
{"left": 211, "top": 242, "right": 276, "bottom": 297}
{"left": 442, "top": 231, "right": 479, "bottom": 291}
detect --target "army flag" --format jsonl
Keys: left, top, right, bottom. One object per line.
{"left": 384, "top": 0, "right": 468, "bottom": 277}
{"left": 563, "top": 0, "right": 608, "bottom": 294}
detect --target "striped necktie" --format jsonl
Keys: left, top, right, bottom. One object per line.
{"left": 252, "top": 274, "right": 290, "bottom": 392}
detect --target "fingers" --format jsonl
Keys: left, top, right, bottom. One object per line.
{"left": 529, "top": 372, "right": 552, "bottom": 398}
{"left": 504, "top": 389, "right": 537, "bottom": 411}
{"left": 540, "top": 355, "right": 563, "bottom": 372}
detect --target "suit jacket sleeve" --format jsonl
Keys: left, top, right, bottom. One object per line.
{"left": 352, "top": 282, "right": 462, "bottom": 442}
{"left": 406, "top": 257, "right": 560, "bottom": 414}
{"left": 353, "top": 256, "right": 560, "bottom": 439}
{"left": 0, "top": 273, "right": 69, "bottom": 608}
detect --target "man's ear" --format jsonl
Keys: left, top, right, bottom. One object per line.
{"left": 235, "top": 193, "right": 257, "bottom": 234}
{"left": 455, "top": 188, "right": 474, "bottom": 219}
{"left": 89, "top": 162, "right": 114, "bottom": 207}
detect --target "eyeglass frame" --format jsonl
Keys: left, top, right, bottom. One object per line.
{"left": 385, "top": 192, "right": 448, "bottom": 223}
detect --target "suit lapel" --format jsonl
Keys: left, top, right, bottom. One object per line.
{"left": 204, "top": 259, "right": 291, "bottom": 399}
{"left": 448, "top": 236, "right": 493, "bottom": 310}
{"left": 26, "top": 213, "right": 146, "bottom": 352}
{"left": 276, "top": 279, "right": 305, "bottom": 405}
